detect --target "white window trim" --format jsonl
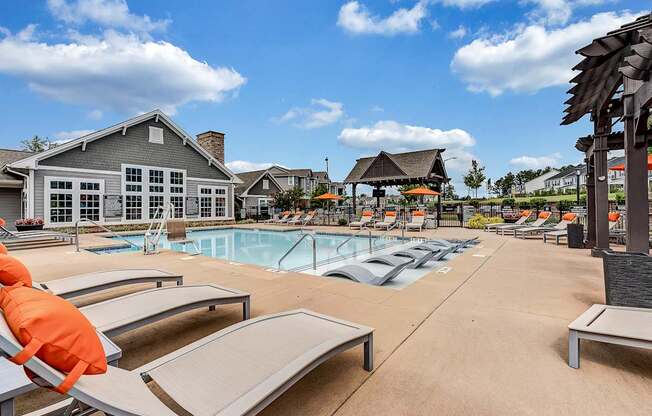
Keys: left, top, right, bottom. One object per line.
{"left": 44, "top": 176, "right": 105, "bottom": 226}
{"left": 121, "top": 164, "right": 187, "bottom": 222}
{"left": 288, "top": 176, "right": 294, "bottom": 186}
{"left": 198, "top": 185, "right": 229, "bottom": 219}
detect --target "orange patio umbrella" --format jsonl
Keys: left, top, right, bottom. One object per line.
{"left": 609, "top": 154, "right": 652, "bottom": 171}
{"left": 315, "top": 193, "right": 343, "bottom": 224}
{"left": 401, "top": 186, "right": 441, "bottom": 196}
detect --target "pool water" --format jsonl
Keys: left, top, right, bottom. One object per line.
{"left": 97, "top": 228, "right": 403, "bottom": 271}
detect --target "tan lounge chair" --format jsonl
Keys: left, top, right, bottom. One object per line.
{"left": 405, "top": 211, "right": 426, "bottom": 232}
{"left": 485, "top": 210, "right": 531, "bottom": 232}
{"left": 374, "top": 211, "right": 397, "bottom": 230}
{"left": 37, "top": 269, "right": 183, "bottom": 299}
{"left": 514, "top": 213, "right": 577, "bottom": 239}
{"left": 499, "top": 212, "right": 551, "bottom": 236}
{"left": 350, "top": 210, "right": 374, "bottom": 229}
{"left": 0, "top": 309, "right": 373, "bottom": 416}
{"left": 265, "top": 211, "right": 290, "bottom": 224}
{"left": 289, "top": 210, "right": 316, "bottom": 226}
{"left": 283, "top": 211, "right": 303, "bottom": 225}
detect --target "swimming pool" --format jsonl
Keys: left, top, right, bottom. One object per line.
{"left": 95, "top": 228, "right": 404, "bottom": 271}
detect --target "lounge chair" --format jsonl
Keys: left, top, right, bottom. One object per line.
{"left": 499, "top": 212, "right": 551, "bottom": 236}
{"left": 364, "top": 248, "right": 437, "bottom": 269}
{"left": 0, "top": 309, "right": 373, "bottom": 416}
{"left": 514, "top": 213, "right": 577, "bottom": 239}
{"left": 405, "top": 211, "right": 426, "bottom": 232}
{"left": 0, "top": 219, "right": 74, "bottom": 242}
{"left": 484, "top": 210, "right": 531, "bottom": 232}
{"left": 37, "top": 269, "right": 183, "bottom": 299}
{"left": 323, "top": 257, "right": 412, "bottom": 286}
{"left": 568, "top": 304, "right": 652, "bottom": 369}
{"left": 291, "top": 210, "right": 316, "bottom": 226}
{"left": 350, "top": 210, "right": 374, "bottom": 229}
{"left": 421, "top": 237, "right": 478, "bottom": 250}
{"left": 374, "top": 211, "right": 397, "bottom": 230}
{"left": 79, "top": 284, "right": 251, "bottom": 336}
{"left": 413, "top": 244, "right": 457, "bottom": 259}
{"left": 283, "top": 212, "right": 303, "bottom": 225}
{"left": 265, "top": 211, "right": 290, "bottom": 224}
{"left": 166, "top": 219, "right": 200, "bottom": 255}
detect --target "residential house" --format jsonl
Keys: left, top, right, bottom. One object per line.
{"left": 544, "top": 165, "right": 586, "bottom": 192}
{"left": 0, "top": 149, "right": 35, "bottom": 228}
{"left": 0, "top": 110, "right": 241, "bottom": 229}
{"left": 512, "top": 169, "right": 559, "bottom": 195}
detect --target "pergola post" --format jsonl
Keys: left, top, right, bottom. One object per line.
{"left": 623, "top": 78, "right": 649, "bottom": 253}
{"left": 351, "top": 183, "right": 357, "bottom": 216}
{"left": 593, "top": 130, "right": 610, "bottom": 255}
{"left": 585, "top": 157, "right": 596, "bottom": 248}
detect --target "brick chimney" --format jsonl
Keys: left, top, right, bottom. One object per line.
{"left": 197, "top": 131, "right": 225, "bottom": 165}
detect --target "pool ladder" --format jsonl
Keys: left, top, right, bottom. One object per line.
{"left": 277, "top": 232, "right": 317, "bottom": 271}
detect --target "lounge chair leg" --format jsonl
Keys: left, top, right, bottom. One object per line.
{"left": 364, "top": 335, "right": 374, "bottom": 371}
{"left": 243, "top": 299, "right": 251, "bottom": 320}
{"left": 568, "top": 330, "right": 580, "bottom": 369}
{"left": 209, "top": 305, "right": 216, "bottom": 311}
{"left": 0, "top": 399, "right": 14, "bottom": 416}
{"left": 156, "top": 281, "right": 162, "bottom": 288}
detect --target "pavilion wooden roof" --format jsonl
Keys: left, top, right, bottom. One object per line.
{"left": 562, "top": 13, "right": 652, "bottom": 125}
{"left": 344, "top": 149, "right": 448, "bottom": 186}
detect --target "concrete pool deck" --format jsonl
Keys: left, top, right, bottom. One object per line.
{"left": 9, "top": 224, "right": 652, "bottom": 415}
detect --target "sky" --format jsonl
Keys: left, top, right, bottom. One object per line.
{"left": 0, "top": 0, "right": 648, "bottom": 196}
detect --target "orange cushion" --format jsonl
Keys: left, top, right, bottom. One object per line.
{"left": 608, "top": 212, "right": 620, "bottom": 222}
{"left": 413, "top": 211, "right": 426, "bottom": 216}
{"left": 562, "top": 213, "right": 577, "bottom": 222}
{"left": 0, "top": 218, "right": 5, "bottom": 227}
{"left": 520, "top": 210, "right": 531, "bottom": 217}
{"left": 538, "top": 212, "right": 551, "bottom": 219}
{"left": 0, "top": 254, "right": 32, "bottom": 288}
{"left": 385, "top": 211, "right": 397, "bottom": 216}
{"left": 362, "top": 211, "right": 373, "bottom": 216}
{"left": 0, "top": 286, "right": 107, "bottom": 394}
{"left": 0, "top": 243, "right": 7, "bottom": 255}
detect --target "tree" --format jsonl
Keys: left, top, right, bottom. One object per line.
{"left": 21, "top": 135, "right": 52, "bottom": 152}
{"left": 493, "top": 172, "right": 515, "bottom": 197}
{"left": 443, "top": 183, "right": 457, "bottom": 200}
{"left": 310, "top": 183, "right": 329, "bottom": 208}
{"left": 463, "top": 160, "right": 486, "bottom": 198}
{"left": 271, "top": 187, "right": 305, "bottom": 211}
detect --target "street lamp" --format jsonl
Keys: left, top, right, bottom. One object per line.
{"left": 442, "top": 157, "right": 457, "bottom": 200}
{"left": 576, "top": 169, "right": 581, "bottom": 205}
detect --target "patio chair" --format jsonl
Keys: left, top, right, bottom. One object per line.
{"left": 37, "top": 269, "right": 184, "bottom": 299}
{"left": 499, "top": 212, "right": 551, "bottom": 236}
{"left": 364, "top": 248, "right": 438, "bottom": 269}
{"left": 514, "top": 213, "right": 576, "bottom": 239}
{"left": 0, "top": 218, "right": 73, "bottom": 242}
{"left": 405, "top": 211, "right": 426, "bottom": 232}
{"left": 484, "top": 210, "right": 531, "bottom": 232}
{"left": 166, "top": 219, "right": 201, "bottom": 255}
{"left": 543, "top": 212, "right": 614, "bottom": 245}
{"left": 264, "top": 211, "right": 290, "bottom": 224}
{"left": 373, "top": 211, "right": 397, "bottom": 230}
{"left": 350, "top": 210, "right": 374, "bottom": 229}
{"left": 283, "top": 211, "right": 303, "bottom": 225}
{"left": 568, "top": 304, "right": 652, "bottom": 369}
{"left": 323, "top": 257, "right": 412, "bottom": 286}
{"left": 0, "top": 309, "right": 373, "bottom": 416}
{"left": 292, "top": 210, "right": 316, "bottom": 226}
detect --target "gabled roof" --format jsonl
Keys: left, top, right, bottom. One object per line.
{"left": 235, "top": 169, "right": 284, "bottom": 196}
{"left": 313, "top": 171, "right": 329, "bottom": 182}
{"left": 287, "top": 169, "right": 313, "bottom": 177}
{"left": 0, "top": 148, "right": 34, "bottom": 183}
{"left": 344, "top": 149, "right": 447, "bottom": 185}
{"left": 7, "top": 109, "right": 241, "bottom": 183}
{"left": 546, "top": 165, "right": 585, "bottom": 181}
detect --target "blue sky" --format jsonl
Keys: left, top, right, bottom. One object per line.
{"left": 0, "top": 0, "right": 647, "bottom": 195}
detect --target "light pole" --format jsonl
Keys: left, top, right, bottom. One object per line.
{"left": 576, "top": 169, "right": 581, "bottom": 205}
{"left": 442, "top": 157, "right": 457, "bottom": 200}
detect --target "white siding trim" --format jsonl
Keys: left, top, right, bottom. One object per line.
{"left": 34, "top": 165, "right": 122, "bottom": 176}
{"left": 187, "top": 176, "right": 232, "bottom": 183}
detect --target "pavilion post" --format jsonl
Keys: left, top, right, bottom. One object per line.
{"left": 585, "top": 158, "right": 596, "bottom": 248}
{"left": 623, "top": 78, "right": 650, "bottom": 253}
{"left": 593, "top": 130, "right": 610, "bottom": 255}
{"left": 352, "top": 183, "right": 357, "bottom": 217}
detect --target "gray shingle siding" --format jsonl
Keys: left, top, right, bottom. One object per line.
{"left": 39, "top": 120, "right": 230, "bottom": 180}
{"left": 0, "top": 188, "right": 22, "bottom": 229}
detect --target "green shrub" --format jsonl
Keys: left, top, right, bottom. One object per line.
{"left": 614, "top": 192, "right": 625, "bottom": 204}
{"left": 467, "top": 214, "right": 504, "bottom": 229}
{"left": 338, "top": 218, "right": 348, "bottom": 226}
{"left": 529, "top": 197, "right": 547, "bottom": 210}
{"left": 501, "top": 198, "right": 516, "bottom": 207}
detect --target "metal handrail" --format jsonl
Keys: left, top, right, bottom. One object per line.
{"left": 75, "top": 219, "right": 142, "bottom": 252}
{"left": 336, "top": 226, "right": 372, "bottom": 255}
{"left": 278, "top": 232, "right": 317, "bottom": 271}
{"left": 374, "top": 221, "right": 402, "bottom": 246}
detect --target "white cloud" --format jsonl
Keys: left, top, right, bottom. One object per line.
{"left": 47, "top": 0, "right": 170, "bottom": 34}
{"left": 87, "top": 109, "right": 103, "bottom": 120}
{"left": 226, "top": 161, "right": 290, "bottom": 173}
{"left": 53, "top": 129, "right": 95, "bottom": 140}
{"left": 337, "top": 1, "right": 428, "bottom": 36}
{"left": 274, "top": 98, "right": 344, "bottom": 129}
{"left": 0, "top": 28, "right": 246, "bottom": 115}
{"left": 370, "top": 105, "right": 384, "bottom": 112}
{"left": 338, "top": 120, "right": 476, "bottom": 171}
{"left": 448, "top": 25, "right": 468, "bottom": 39}
{"left": 436, "top": 0, "right": 494, "bottom": 9}
{"left": 510, "top": 153, "right": 562, "bottom": 169}
{"left": 450, "top": 11, "right": 640, "bottom": 96}
{"left": 523, "top": 0, "right": 612, "bottom": 26}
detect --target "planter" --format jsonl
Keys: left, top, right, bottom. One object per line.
{"left": 15, "top": 224, "right": 44, "bottom": 232}
{"left": 602, "top": 251, "right": 652, "bottom": 308}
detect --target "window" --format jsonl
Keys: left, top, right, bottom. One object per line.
{"left": 45, "top": 177, "right": 104, "bottom": 225}
{"left": 170, "top": 171, "right": 184, "bottom": 194}
{"left": 170, "top": 196, "right": 184, "bottom": 218}
{"left": 125, "top": 167, "right": 143, "bottom": 192}
{"left": 126, "top": 195, "right": 142, "bottom": 220}
{"left": 198, "top": 186, "right": 228, "bottom": 218}
{"left": 149, "top": 170, "right": 164, "bottom": 193}
{"left": 149, "top": 195, "right": 164, "bottom": 219}
{"left": 262, "top": 179, "right": 269, "bottom": 190}
{"left": 288, "top": 177, "right": 294, "bottom": 186}
{"left": 200, "top": 188, "right": 213, "bottom": 218}
{"left": 149, "top": 126, "right": 164, "bottom": 144}
{"left": 123, "top": 165, "right": 187, "bottom": 221}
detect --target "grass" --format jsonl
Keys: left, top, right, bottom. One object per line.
{"left": 450, "top": 193, "right": 622, "bottom": 204}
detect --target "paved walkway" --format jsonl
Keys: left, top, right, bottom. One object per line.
{"left": 10, "top": 226, "right": 652, "bottom": 415}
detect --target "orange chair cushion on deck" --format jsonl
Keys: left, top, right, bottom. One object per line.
{"left": 0, "top": 218, "right": 5, "bottom": 227}
{"left": 520, "top": 210, "right": 531, "bottom": 217}
{"left": 385, "top": 211, "right": 397, "bottom": 216}
{"left": 608, "top": 212, "right": 621, "bottom": 222}
{"left": 0, "top": 254, "right": 32, "bottom": 287}
{"left": 362, "top": 211, "right": 374, "bottom": 216}
{"left": 562, "top": 213, "right": 577, "bottom": 222}
{"left": 538, "top": 212, "right": 551, "bottom": 219}
{"left": 0, "top": 286, "right": 107, "bottom": 394}
{"left": 412, "top": 211, "right": 426, "bottom": 216}
{"left": 0, "top": 243, "right": 7, "bottom": 255}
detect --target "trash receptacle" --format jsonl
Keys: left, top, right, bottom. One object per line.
{"left": 567, "top": 223, "right": 584, "bottom": 249}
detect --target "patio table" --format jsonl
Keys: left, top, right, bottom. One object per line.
{"left": 0, "top": 331, "right": 122, "bottom": 416}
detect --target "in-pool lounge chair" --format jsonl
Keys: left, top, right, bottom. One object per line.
{"left": 364, "top": 248, "right": 438, "bottom": 269}
{"left": 350, "top": 211, "right": 374, "bottom": 229}
{"left": 0, "top": 309, "right": 373, "bottom": 416}
{"left": 405, "top": 211, "right": 426, "bottom": 232}
{"left": 514, "top": 213, "right": 577, "bottom": 239}
{"left": 484, "top": 210, "right": 531, "bottom": 232}
{"left": 374, "top": 211, "right": 397, "bottom": 230}
{"left": 323, "top": 257, "right": 412, "bottom": 286}
{"left": 568, "top": 304, "right": 652, "bottom": 369}
{"left": 499, "top": 212, "right": 551, "bottom": 236}
{"left": 37, "top": 269, "right": 184, "bottom": 299}
{"left": 283, "top": 212, "right": 303, "bottom": 225}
